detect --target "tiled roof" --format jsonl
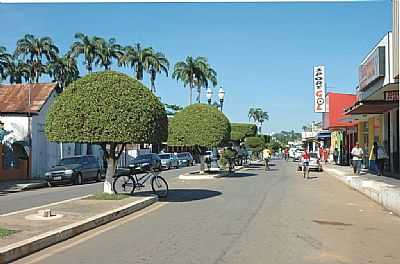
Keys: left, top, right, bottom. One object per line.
{"left": 0, "top": 83, "right": 57, "bottom": 114}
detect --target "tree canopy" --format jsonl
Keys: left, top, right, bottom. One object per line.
{"left": 168, "top": 103, "right": 230, "bottom": 148}
{"left": 45, "top": 71, "right": 168, "bottom": 144}
{"left": 245, "top": 136, "right": 265, "bottom": 153}
{"left": 230, "top": 123, "right": 257, "bottom": 141}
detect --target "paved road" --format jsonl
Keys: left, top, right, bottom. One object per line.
{"left": 16, "top": 160, "right": 400, "bottom": 264}
{"left": 0, "top": 165, "right": 196, "bottom": 215}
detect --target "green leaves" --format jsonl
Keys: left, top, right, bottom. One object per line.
{"left": 168, "top": 103, "right": 230, "bottom": 148}
{"left": 45, "top": 71, "right": 168, "bottom": 144}
{"left": 230, "top": 123, "right": 257, "bottom": 141}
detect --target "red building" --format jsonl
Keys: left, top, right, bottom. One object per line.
{"left": 322, "top": 93, "right": 357, "bottom": 165}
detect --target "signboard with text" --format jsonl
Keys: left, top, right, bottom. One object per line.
{"left": 358, "top": 46, "right": 385, "bottom": 91}
{"left": 313, "top": 65, "right": 326, "bottom": 112}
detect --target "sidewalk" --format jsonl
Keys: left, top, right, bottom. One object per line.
{"left": 0, "top": 179, "right": 48, "bottom": 193}
{"left": 324, "top": 163, "right": 400, "bottom": 216}
{"left": 0, "top": 193, "right": 157, "bottom": 263}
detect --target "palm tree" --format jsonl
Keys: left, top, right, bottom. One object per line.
{"left": 257, "top": 110, "right": 269, "bottom": 134}
{"left": 69, "top": 32, "right": 97, "bottom": 73}
{"left": 14, "top": 34, "right": 59, "bottom": 83}
{"left": 120, "top": 44, "right": 153, "bottom": 81}
{"left": 3, "top": 58, "right": 31, "bottom": 84}
{"left": 0, "top": 46, "right": 12, "bottom": 80}
{"left": 146, "top": 49, "right": 169, "bottom": 93}
{"left": 48, "top": 54, "right": 79, "bottom": 90}
{"left": 93, "top": 37, "right": 123, "bottom": 71}
{"left": 173, "top": 56, "right": 214, "bottom": 105}
{"left": 248, "top": 108, "right": 258, "bottom": 123}
{"left": 193, "top": 57, "right": 217, "bottom": 103}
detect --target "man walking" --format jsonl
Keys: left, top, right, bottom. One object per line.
{"left": 351, "top": 142, "right": 364, "bottom": 175}
{"left": 376, "top": 144, "right": 388, "bottom": 176}
{"left": 263, "top": 147, "right": 271, "bottom": 171}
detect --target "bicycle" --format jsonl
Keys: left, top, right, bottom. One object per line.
{"left": 112, "top": 164, "right": 169, "bottom": 198}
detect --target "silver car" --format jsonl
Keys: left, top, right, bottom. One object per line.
{"left": 158, "top": 153, "right": 179, "bottom": 169}
{"left": 297, "top": 152, "right": 323, "bottom": 172}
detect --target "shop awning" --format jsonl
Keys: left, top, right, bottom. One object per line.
{"left": 345, "top": 100, "right": 398, "bottom": 115}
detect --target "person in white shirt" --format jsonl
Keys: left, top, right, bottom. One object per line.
{"left": 351, "top": 142, "right": 364, "bottom": 175}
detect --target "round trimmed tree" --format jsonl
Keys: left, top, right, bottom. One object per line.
{"left": 168, "top": 103, "right": 230, "bottom": 173}
{"left": 45, "top": 71, "right": 168, "bottom": 193}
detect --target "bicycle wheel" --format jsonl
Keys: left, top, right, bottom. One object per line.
{"left": 113, "top": 176, "right": 135, "bottom": 194}
{"left": 151, "top": 176, "right": 169, "bottom": 198}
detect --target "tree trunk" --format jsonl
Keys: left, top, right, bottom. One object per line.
{"left": 197, "top": 85, "right": 201, "bottom": 103}
{"left": 104, "top": 157, "right": 116, "bottom": 194}
{"left": 199, "top": 155, "right": 205, "bottom": 174}
{"left": 189, "top": 85, "right": 193, "bottom": 105}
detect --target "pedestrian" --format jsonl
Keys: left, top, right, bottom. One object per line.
{"left": 333, "top": 148, "right": 339, "bottom": 164}
{"left": 262, "top": 147, "right": 271, "bottom": 171}
{"left": 323, "top": 148, "right": 328, "bottom": 164}
{"left": 369, "top": 142, "right": 378, "bottom": 174}
{"left": 376, "top": 144, "right": 388, "bottom": 176}
{"left": 351, "top": 142, "right": 364, "bottom": 175}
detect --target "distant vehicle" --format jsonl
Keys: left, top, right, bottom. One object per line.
{"left": 45, "top": 155, "right": 102, "bottom": 186}
{"left": 132, "top": 153, "right": 162, "bottom": 171}
{"left": 176, "top": 152, "right": 194, "bottom": 166}
{"left": 293, "top": 148, "right": 304, "bottom": 161}
{"left": 204, "top": 150, "right": 213, "bottom": 163}
{"left": 158, "top": 153, "right": 179, "bottom": 169}
{"left": 298, "top": 152, "right": 323, "bottom": 171}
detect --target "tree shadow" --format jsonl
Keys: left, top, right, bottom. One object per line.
{"left": 134, "top": 188, "right": 222, "bottom": 202}
{"left": 219, "top": 172, "right": 258, "bottom": 178}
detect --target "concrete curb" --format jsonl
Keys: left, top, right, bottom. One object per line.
{"left": 21, "top": 182, "right": 48, "bottom": 191}
{"left": 324, "top": 167, "right": 400, "bottom": 216}
{"left": 0, "top": 195, "right": 157, "bottom": 263}
{"left": 179, "top": 166, "right": 246, "bottom": 180}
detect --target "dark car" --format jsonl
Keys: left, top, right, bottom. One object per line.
{"left": 45, "top": 155, "right": 102, "bottom": 186}
{"left": 176, "top": 152, "right": 194, "bottom": 167}
{"left": 132, "top": 153, "right": 162, "bottom": 171}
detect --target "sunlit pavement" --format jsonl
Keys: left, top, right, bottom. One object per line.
{"left": 15, "top": 160, "right": 400, "bottom": 264}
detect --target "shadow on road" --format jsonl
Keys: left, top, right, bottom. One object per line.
{"left": 219, "top": 172, "right": 258, "bottom": 178}
{"left": 135, "top": 188, "right": 222, "bottom": 202}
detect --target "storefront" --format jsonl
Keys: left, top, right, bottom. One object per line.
{"left": 323, "top": 92, "right": 357, "bottom": 165}
{"left": 345, "top": 32, "right": 399, "bottom": 176}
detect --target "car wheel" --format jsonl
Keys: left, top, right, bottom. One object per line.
{"left": 74, "top": 173, "right": 83, "bottom": 185}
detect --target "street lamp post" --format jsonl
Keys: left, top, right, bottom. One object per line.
{"left": 218, "top": 87, "right": 225, "bottom": 111}
{"left": 206, "top": 87, "right": 213, "bottom": 105}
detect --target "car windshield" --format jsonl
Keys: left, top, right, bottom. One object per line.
{"left": 159, "top": 154, "right": 170, "bottom": 159}
{"left": 58, "top": 157, "right": 81, "bottom": 166}
{"left": 136, "top": 154, "right": 153, "bottom": 160}
{"left": 310, "top": 153, "right": 318, "bottom": 158}
{"left": 177, "top": 153, "right": 186, "bottom": 158}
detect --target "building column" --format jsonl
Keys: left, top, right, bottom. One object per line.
{"left": 358, "top": 122, "right": 364, "bottom": 146}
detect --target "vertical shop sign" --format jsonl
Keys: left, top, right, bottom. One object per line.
{"left": 314, "top": 65, "right": 326, "bottom": 112}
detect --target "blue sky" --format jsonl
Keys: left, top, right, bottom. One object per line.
{"left": 0, "top": 2, "right": 393, "bottom": 133}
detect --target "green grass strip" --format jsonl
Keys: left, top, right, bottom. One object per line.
{"left": 0, "top": 228, "right": 18, "bottom": 238}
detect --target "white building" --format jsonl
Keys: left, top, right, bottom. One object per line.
{"left": 0, "top": 83, "right": 102, "bottom": 180}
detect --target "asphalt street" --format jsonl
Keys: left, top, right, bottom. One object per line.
{"left": 0, "top": 165, "right": 196, "bottom": 215}
{"left": 14, "top": 160, "right": 400, "bottom": 264}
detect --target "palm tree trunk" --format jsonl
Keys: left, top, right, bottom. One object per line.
{"left": 189, "top": 83, "right": 193, "bottom": 105}
{"left": 197, "top": 85, "right": 201, "bottom": 103}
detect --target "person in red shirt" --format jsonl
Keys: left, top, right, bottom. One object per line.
{"left": 301, "top": 149, "right": 311, "bottom": 179}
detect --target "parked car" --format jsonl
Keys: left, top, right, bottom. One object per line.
{"left": 297, "top": 152, "right": 323, "bottom": 172}
{"left": 132, "top": 153, "right": 162, "bottom": 171}
{"left": 176, "top": 152, "right": 194, "bottom": 166}
{"left": 158, "top": 153, "right": 179, "bottom": 169}
{"left": 45, "top": 155, "right": 102, "bottom": 186}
